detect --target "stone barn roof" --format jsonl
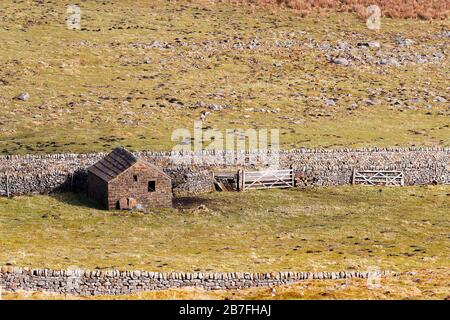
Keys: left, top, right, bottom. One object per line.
{"left": 88, "top": 147, "right": 139, "bottom": 182}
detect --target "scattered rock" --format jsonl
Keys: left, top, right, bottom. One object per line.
{"left": 432, "top": 52, "right": 445, "bottom": 60}
{"left": 131, "top": 41, "right": 172, "bottom": 50}
{"left": 365, "top": 99, "right": 376, "bottom": 106}
{"left": 200, "top": 111, "right": 210, "bottom": 121}
{"left": 335, "top": 41, "right": 351, "bottom": 50}
{"left": 396, "top": 37, "right": 414, "bottom": 47}
{"left": 194, "top": 101, "right": 207, "bottom": 108}
{"left": 357, "top": 41, "right": 380, "bottom": 49}
{"left": 434, "top": 96, "right": 446, "bottom": 103}
{"left": 331, "top": 57, "right": 349, "bottom": 66}
{"left": 208, "top": 104, "right": 222, "bottom": 111}
{"left": 436, "top": 31, "right": 450, "bottom": 38}
{"left": 13, "top": 92, "right": 30, "bottom": 101}
{"left": 379, "top": 58, "right": 400, "bottom": 66}
{"left": 193, "top": 101, "right": 233, "bottom": 111}
{"left": 247, "top": 38, "right": 260, "bottom": 50}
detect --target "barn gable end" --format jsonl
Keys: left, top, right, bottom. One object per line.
{"left": 87, "top": 147, "right": 172, "bottom": 210}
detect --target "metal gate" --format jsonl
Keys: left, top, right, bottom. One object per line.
{"left": 352, "top": 170, "right": 404, "bottom": 186}
{"left": 242, "top": 169, "right": 294, "bottom": 190}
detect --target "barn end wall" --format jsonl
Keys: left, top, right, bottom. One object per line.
{"left": 0, "top": 147, "right": 448, "bottom": 197}
{"left": 107, "top": 161, "right": 172, "bottom": 209}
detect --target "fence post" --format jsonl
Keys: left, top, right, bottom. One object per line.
{"left": 351, "top": 169, "right": 355, "bottom": 185}
{"left": 290, "top": 165, "right": 295, "bottom": 187}
{"left": 71, "top": 169, "right": 74, "bottom": 191}
{"left": 6, "top": 174, "right": 10, "bottom": 198}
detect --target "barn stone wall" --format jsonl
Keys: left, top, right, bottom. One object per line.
{"left": 0, "top": 147, "right": 448, "bottom": 197}
{"left": 87, "top": 172, "right": 108, "bottom": 208}
{"left": 0, "top": 266, "right": 395, "bottom": 296}
{"left": 106, "top": 161, "right": 172, "bottom": 209}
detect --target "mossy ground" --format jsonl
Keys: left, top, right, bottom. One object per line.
{"left": 0, "top": 0, "right": 448, "bottom": 154}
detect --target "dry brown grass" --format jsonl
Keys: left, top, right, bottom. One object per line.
{"left": 227, "top": 0, "right": 450, "bottom": 20}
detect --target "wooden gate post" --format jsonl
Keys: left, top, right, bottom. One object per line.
{"left": 6, "top": 174, "right": 10, "bottom": 198}
{"left": 71, "top": 169, "right": 75, "bottom": 191}
{"left": 290, "top": 165, "right": 295, "bottom": 187}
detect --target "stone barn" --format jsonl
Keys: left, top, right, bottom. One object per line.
{"left": 87, "top": 147, "right": 172, "bottom": 210}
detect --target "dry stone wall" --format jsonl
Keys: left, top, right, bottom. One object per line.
{"left": 286, "top": 147, "right": 449, "bottom": 187}
{"left": 0, "top": 147, "right": 448, "bottom": 196}
{"left": 0, "top": 266, "right": 395, "bottom": 296}
{"left": 168, "top": 167, "right": 214, "bottom": 197}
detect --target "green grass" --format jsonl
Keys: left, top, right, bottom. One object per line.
{"left": 0, "top": 186, "right": 448, "bottom": 272}
{"left": 0, "top": 0, "right": 449, "bottom": 154}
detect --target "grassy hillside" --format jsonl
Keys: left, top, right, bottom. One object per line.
{"left": 0, "top": 0, "right": 448, "bottom": 154}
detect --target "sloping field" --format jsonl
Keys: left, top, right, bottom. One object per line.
{"left": 0, "top": 0, "right": 448, "bottom": 154}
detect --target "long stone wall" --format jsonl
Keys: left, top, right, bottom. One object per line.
{"left": 0, "top": 147, "right": 448, "bottom": 196}
{"left": 0, "top": 266, "right": 395, "bottom": 296}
